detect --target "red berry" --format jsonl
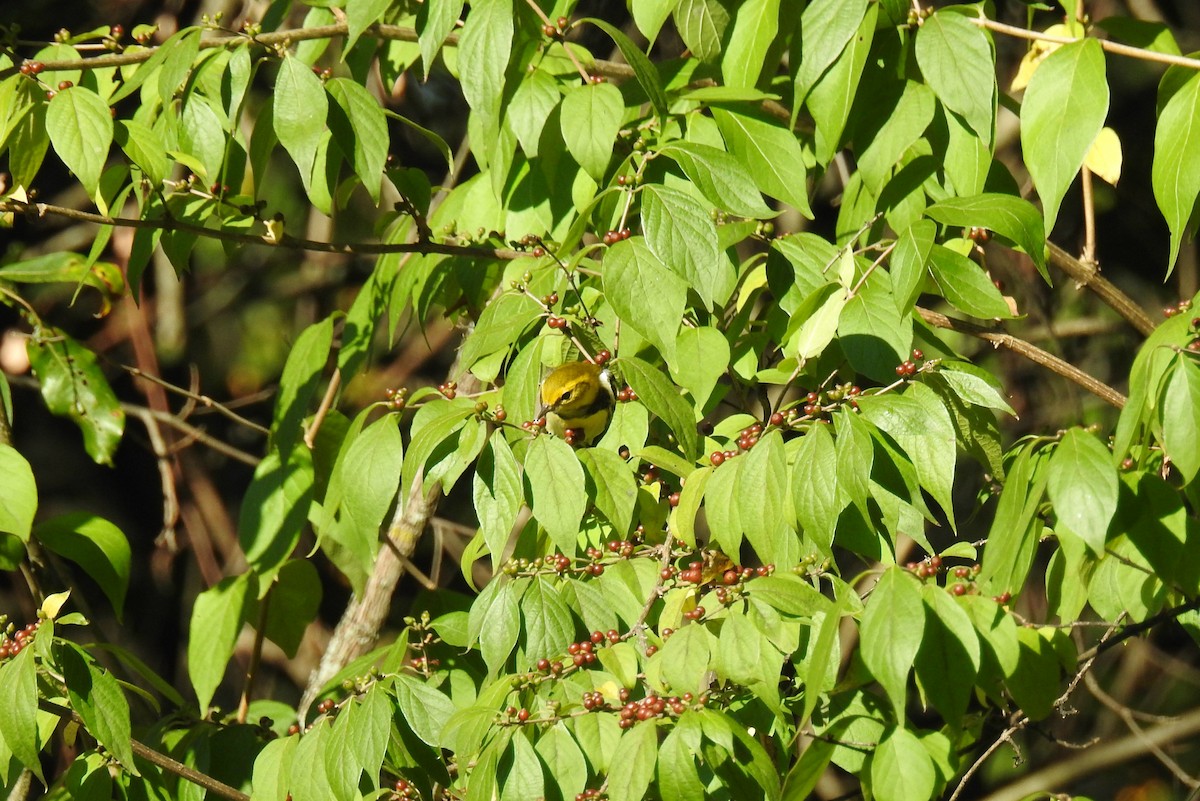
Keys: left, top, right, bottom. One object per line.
{"left": 516, "top": 708, "right": 529, "bottom": 722}
{"left": 911, "top": 348, "right": 924, "bottom": 361}
{"left": 58, "top": 80, "right": 73, "bottom": 90}
{"left": 769, "top": 412, "right": 785, "bottom": 426}
{"left": 710, "top": 451, "right": 725, "bottom": 466}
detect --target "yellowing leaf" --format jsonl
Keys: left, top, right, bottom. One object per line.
{"left": 1010, "top": 24, "right": 1074, "bottom": 92}
{"left": 1085, "top": 126, "right": 1122, "bottom": 185}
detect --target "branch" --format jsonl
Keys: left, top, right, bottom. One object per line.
{"left": 38, "top": 700, "right": 251, "bottom": 801}
{"left": 1077, "top": 595, "right": 1200, "bottom": 662}
{"left": 0, "top": 199, "right": 524, "bottom": 261}
{"left": 976, "top": 705, "right": 1200, "bottom": 801}
{"left": 1047, "top": 242, "right": 1156, "bottom": 336}
{"left": 915, "top": 307, "right": 1128, "bottom": 408}
{"left": 969, "top": 15, "right": 1200, "bottom": 72}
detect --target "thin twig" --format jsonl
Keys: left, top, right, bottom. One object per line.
{"left": 38, "top": 700, "right": 251, "bottom": 801}
{"left": 1080, "top": 166, "right": 1097, "bottom": 265}
{"left": 236, "top": 588, "right": 271, "bottom": 725}
{"left": 122, "top": 405, "right": 181, "bottom": 547}
{"left": 916, "top": 307, "right": 1127, "bottom": 407}
{"left": 120, "top": 403, "right": 260, "bottom": 465}
{"left": 122, "top": 365, "right": 269, "bottom": 434}
{"left": 0, "top": 199, "right": 523, "bottom": 261}
{"left": 303, "top": 368, "right": 341, "bottom": 449}
{"left": 1084, "top": 671, "right": 1200, "bottom": 786}
{"left": 1078, "top": 596, "right": 1200, "bottom": 662}
{"left": 970, "top": 15, "right": 1200, "bottom": 72}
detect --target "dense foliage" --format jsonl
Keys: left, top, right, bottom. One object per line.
{"left": 2, "top": 1, "right": 1200, "bottom": 800}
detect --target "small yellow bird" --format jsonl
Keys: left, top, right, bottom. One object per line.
{"left": 539, "top": 361, "right": 616, "bottom": 446}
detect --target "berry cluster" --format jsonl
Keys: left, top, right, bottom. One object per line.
{"left": 383, "top": 387, "right": 409, "bottom": 410}
{"left": 602, "top": 228, "right": 633, "bottom": 245}
{"left": 616, "top": 691, "right": 705, "bottom": 728}
{"left": 0, "top": 618, "right": 39, "bottom": 660}
{"left": 392, "top": 778, "right": 418, "bottom": 800}
{"left": 895, "top": 349, "right": 925, "bottom": 378}
{"left": 436, "top": 380, "right": 457, "bottom": 399}
{"left": 1162, "top": 298, "right": 1193, "bottom": 318}
{"left": 540, "top": 16, "right": 571, "bottom": 37}
{"left": 18, "top": 60, "right": 46, "bottom": 76}
{"left": 615, "top": 386, "right": 637, "bottom": 402}
{"left": 580, "top": 690, "right": 607, "bottom": 710}
{"left": 565, "top": 639, "right": 598, "bottom": 667}
{"left": 546, "top": 315, "right": 568, "bottom": 329}
{"left": 906, "top": 556, "right": 1012, "bottom": 604}
{"left": 574, "top": 789, "right": 605, "bottom": 801}
{"left": 964, "top": 226, "right": 992, "bottom": 243}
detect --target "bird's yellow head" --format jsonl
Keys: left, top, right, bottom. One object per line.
{"left": 539, "top": 361, "right": 615, "bottom": 446}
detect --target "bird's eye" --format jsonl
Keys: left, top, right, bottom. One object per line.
{"left": 562, "top": 390, "right": 572, "bottom": 401}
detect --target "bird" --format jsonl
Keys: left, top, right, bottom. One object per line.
{"left": 538, "top": 360, "right": 616, "bottom": 446}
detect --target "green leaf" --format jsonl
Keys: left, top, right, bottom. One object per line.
{"left": 1047, "top": 427, "right": 1118, "bottom": 552}
{"left": 579, "top": 447, "right": 638, "bottom": 534}
{"left": 805, "top": 5, "right": 876, "bottom": 166}
{"left": 392, "top": 674, "right": 456, "bottom": 747}
{"left": 261, "top": 560, "right": 322, "bottom": 658}
{"left": 525, "top": 435, "right": 587, "bottom": 554}
{"left": 27, "top": 328, "right": 124, "bottom": 465}
{"left": 327, "top": 78, "right": 389, "bottom": 203}
{"left": 658, "top": 727, "right": 705, "bottom": 801}
{"left": 520, "top": 577, "right": 575, "bottom": 663}
{"left": 0, "top": 645, "right": 42, "bottom": 782}
{"left": 792, "top": 0, "right": 870, "bottom": 105}
{"left": 838, "top": 274, "right": 912, "bottom": 382}
{"left": 46, "top": 88, "right": 112, "bottom": 197}
{"left": 457, "top": 0, "right": 513, "bottom": 124}
{"left": 722, "top": 0, "right": 779, "bottom": 89}
{"left": 870, "top": 727, "right": 936, "bottom": 801}
{"left": 582, "top": 18, "right": 669, "bottom": 122}
{"left": 860, "top": 566, "right": 924, "bottom": 720}
{"left": 461, "top": 292, "right": 542, "bottom": 370}
{"left": 747, "top": 574, "right": 827, "bottom": 617}
{"left": 792, "top": 422, "right": 844, "bottom": 555}
{"left": 417, "top": 0, "right": 464, "bottom": 79}
{"left": 115, "top": 119, "right": 170, "bottom": 186}
{"left": 0, "top": 444, "right": 36, "bottom": 541}
{"left": 712, "top": 107, "right": 813, "bottom": 217}
{"left": 60, "top": 643, "right": 135, "bottom": 772}
{"left": 476, "top": 579, "right": 521, "bottom": 672}
{"left": 272, "top": 313, "right": 335, "bottom": 460}
{"left": 857, "top": 81, "right": 937, "bottom": 195}
{"left": 915, "top": 585, "right": 981, "bottom": 729}
{"left": 925, "top": 243, "right": 1013, "bottom": 319}
{"left": 889, "top": 219, "right": 935, "bottom": 313}
{"left": 603, "top": 238, "right": 686, "bottom": 362}
{"left": 657, "top": 141, "right": 773, "bottom": 218}
{"left": 188, "top": 572, "right": 254, "bottom": 712}
{"left": 240, "top": 449, "right": 315, "bottom": 582}
{"left": 500, "top": 731, "right": 544, "bottom": 801}
{"left": 1152, "top": 66, "right": 1200, "bottom": 272}
{"left": 858, "top": 383, "right": 958, "bottom": 528}
{"left": 474, "top": 432, "right": 524, "bottom": 570}
{"left": 560, "top": 82, "right": 624, "bottom": 181}
{"left": 672, "top": 0, "right": 731, "bottom": 62}
{"left": 1160, "top": 353, "right": 1200, "bottom": 485}
{"left": 670, "top": 326, "right": 729, "bottom": 410}
{"left": 344, "top": 0, "right": 391, "bottom": 53}
{"left": 937, "top": 361, "right": 1015, "bottom": 415}
{"left": 336, "top": 414, "right": 403, "bottom": 546}
{"left": 916, "top": 9, "right": 995, "bottom": 146}
{"left": 1021, "top": 40, "right": 1108, "bottom": 232}
{"left": 535, "top": 723, "right": 588, "bottom": 801}
{"left": 620, "top": 355, "right": 699, "bottom": 459}
{"left": 505, "top": 69, "right": 559, "bottom": 158}
{"left": 738, "top": 430, "right": 792, "bottom": 564}
{"left": 789, "top": 283, "right": 849, "bottom": 362}
{"left": 1006, "top": 628, "right": 1061, "bottom": 720}
{"left": 640, "top": 184, "right": 723, "bottom": 310}
{"left": 926, "top": 194, "right": 1048, "bottom": 279}
{"left": 606, "top": 720, "right": 659, "bottom": 801}
{"left": 34, "top": 513, "right": 130, "bottom": 620}
{"left": 979, "top": 447, "right": 1046, "bottom": 597}
{"left": 273, "top": 54, "right": 330, "bottom": 201}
